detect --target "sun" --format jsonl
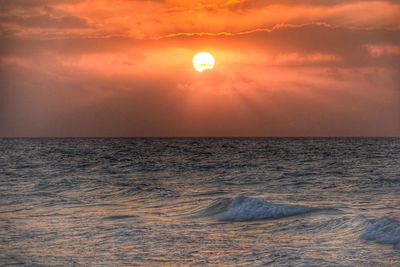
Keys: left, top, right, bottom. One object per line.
{"left": 192, "top": 52, "right": 215, "bottom": 72}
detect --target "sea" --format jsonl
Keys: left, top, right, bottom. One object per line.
{"left": 0, "top": 138, "right": 399, "bottom": 266}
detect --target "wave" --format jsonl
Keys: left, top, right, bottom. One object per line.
{"left": 197, "top": 195, "right": 325, "bottom": 221}
{"left": 102, "top": 214, "right": 138, "bottom": 220}
{"left": 360, "top": 216, "right": 400, "bottom": 249}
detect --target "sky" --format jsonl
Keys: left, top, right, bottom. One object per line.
{"left": 0, "top": 0, "right": 399, "bottom": 137}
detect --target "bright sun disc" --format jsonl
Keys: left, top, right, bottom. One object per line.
{"left": 192, "top": 52, "right": 215, "bottom": 72}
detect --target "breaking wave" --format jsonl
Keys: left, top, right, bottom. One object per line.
{"left": 360, "top": 216, "right": 400, "bottom": 249}
{"left": 197, "top": 195, "right": 325, "bottom": 221}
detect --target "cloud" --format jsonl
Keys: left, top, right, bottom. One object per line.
{"left": 161, "top": 24, "right": 400, "bottom": 68}
{"left": 0, "top": 58, "right": 186, "bottom": 137}
{"left": 0, "top": 14, "right": 90, "bottom": 28}
{"left": 1, "top": 24, "right": 399, "bottom": 69}
{"left": 224, "top": 0, "right": 400, "bottom": 10}
{"left": 0, "top": 0, "right": 83, "bottom": 8}
{"left": 0, "top": 3, "right": 398, "bottom": 137}
{"left": 1, "top": 24, "right": 399, "bottom": 137}
{"left": 365, "top": 44, "right": 400, "bottom": 57}
{"left": 1, "top": 54, "right": 399, "bottom": 137}
{"left": 1, "top": 0, "right": 399, "bottom": 39}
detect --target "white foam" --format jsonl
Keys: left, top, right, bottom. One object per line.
{"left": 360, "top": 216, "right": 400, "bottom": 249}
{"left": 200, "top": 195, "right": 318, "bottom": 221}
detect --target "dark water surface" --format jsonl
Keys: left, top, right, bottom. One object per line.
{"left": 1, "top": 138, "right": 399, "bottom": 266}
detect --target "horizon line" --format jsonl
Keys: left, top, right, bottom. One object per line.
{"left": 0, "top": 136, "right": 399, "bottom": 139}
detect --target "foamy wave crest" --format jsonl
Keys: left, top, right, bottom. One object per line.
{"left": 198, "top": 195, "right": 320, "bottom": 221}
{"left": 360, "top": 216, "right": 400, "bottom": 249}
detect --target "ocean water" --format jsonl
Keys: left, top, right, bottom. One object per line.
{"left": 0, "top": 138, "right": 399, "bottom": 266}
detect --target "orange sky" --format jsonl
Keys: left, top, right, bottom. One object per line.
{"left": 0, "top": 0, "right": 399, "bottom": 137}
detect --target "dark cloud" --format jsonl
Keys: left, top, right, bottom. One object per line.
{"left": 0, "top": 0, "right": 83, "bottom": 8}
{"left": 224, "top": 0, "right": 400, "bottom": 10}
{"left": 0, "top": 23, "right": 398, "bottom": 137}
{"left": 0, "top": 0, "right": 90, "bottom": 32}
{"left": 0, "top": 14, "right": 90, "bottom": 29}
{"left": 0, "top": 61, "right": 186, "bottom": 137}
{"left": 0, "top": 36, "right": 143, "bottom": 57}
{"left": 1, "top": 57, "right": 398, "bottom": 137}
{"left": 1, "top": 24, "right": 399, "bottom": 68}
{"left": 163, "top": 24, "right": 400, "bottom": 68}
